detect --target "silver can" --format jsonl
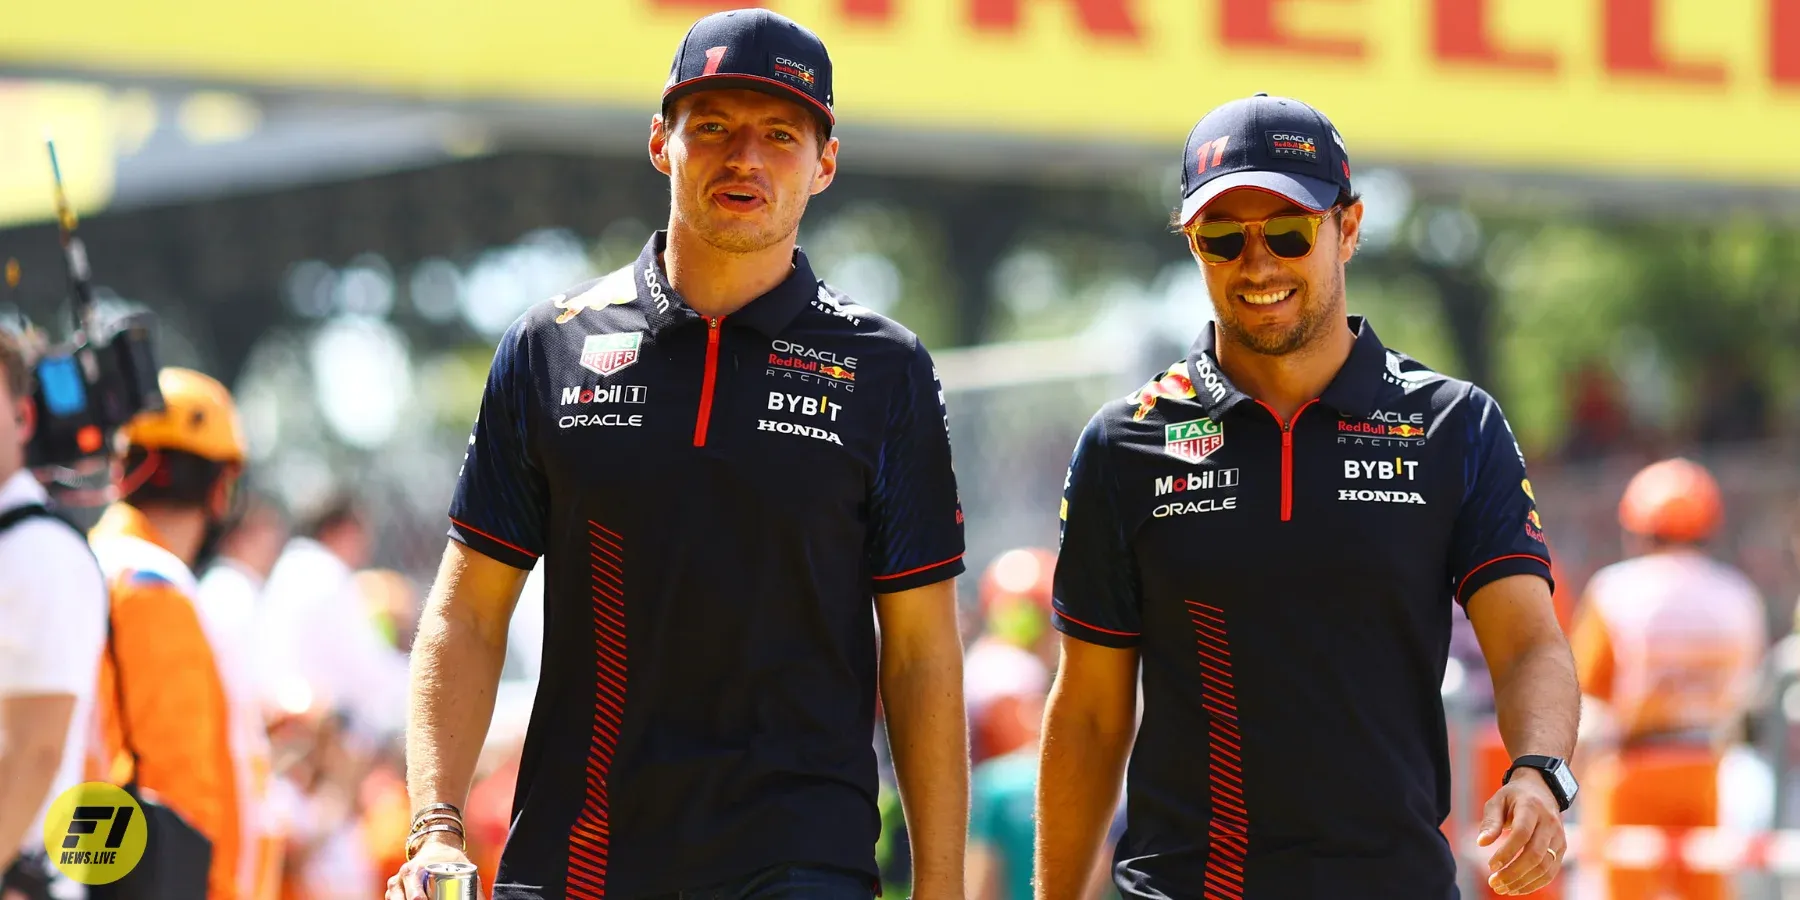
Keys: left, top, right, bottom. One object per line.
{"left": 422, "top": 861, "right": 481, "bottom": 900}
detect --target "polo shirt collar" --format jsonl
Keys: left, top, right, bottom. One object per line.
{"left": 1318, "top": 316, "right": 1388, "bottom": 418}
{"left": 634, "top": 231, "right": 817, "bottom": 338}
{"left": 1185, "top": 315, "right": 1389, "bottom": 420}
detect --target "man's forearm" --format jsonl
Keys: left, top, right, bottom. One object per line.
{"left": 0, "top": 695, "right": 77, "bottom": 870}
{"left": 405, "top": 592, "right": 511, "bottom": 818}
{"left": 0, "top": 742, "right": 63, "bottom": 870}
{"left": 880, "top": 641, "right": 969, "bottom": 899}
{"left": 1035, "top": 695, "right": 1133, "bottom": 900}
{"left": 1491, "top": 635, "right": 1579, "bottom": 759}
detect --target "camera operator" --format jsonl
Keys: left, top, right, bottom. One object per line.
{"left": 0, "top": 328, "right": 107, "bottom": 899}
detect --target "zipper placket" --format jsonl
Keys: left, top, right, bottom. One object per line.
{"left": 1255, "top": 398, "right": 1319, "bottom": 522}
{"left": 692, "top": 316, "right": 724, "bottom": 447}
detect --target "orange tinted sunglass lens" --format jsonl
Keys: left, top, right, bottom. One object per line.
{"left": 1262, "top": 215, "right": 1323, "bottom": 259}
{"left": 1192, "top": 221, "right": 1248, "bottom": 264}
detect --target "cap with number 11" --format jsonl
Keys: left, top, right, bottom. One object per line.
{"left": 1179, "top": 93, "right": 1355, "bottom": 227}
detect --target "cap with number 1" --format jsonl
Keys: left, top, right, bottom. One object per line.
{"left": 662, "top": 8, "right": 836, "bottom": 135}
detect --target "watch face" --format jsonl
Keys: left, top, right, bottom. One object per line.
{"left": 1554, "top": 763, "right": 1578, "bottom": 800}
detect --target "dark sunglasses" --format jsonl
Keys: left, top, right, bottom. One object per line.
{"left": 1183, "top": 208, "right": 1336, "bottom": 265}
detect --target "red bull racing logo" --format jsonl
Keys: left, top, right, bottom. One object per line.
{"left": 1336, "top": 410, "right": 1427, "bottom": 446}
{"left": 1525, "top": 482, "right": 1546, "bottom": 541}
{"left": 1129, "top": 365, "right": 1196, "bottom": 422}
{"left": 768, "top": 340, "right": 858, "bottom": 391}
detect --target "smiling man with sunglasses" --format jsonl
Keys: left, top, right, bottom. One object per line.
{"left": 1036, "top": 94, "right": 1581, "bottom": 899}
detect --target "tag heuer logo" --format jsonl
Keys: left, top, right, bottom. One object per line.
{"left": 580, "top": 332, "right": 643, "bottom": 377}
{"left": 1164, "top": 418, "right": 1224, "bottom": 463}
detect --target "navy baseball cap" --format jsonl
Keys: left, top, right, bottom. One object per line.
{"left": 663, "top": 9, "right": 835, "bottom": 134}
{"left": 1178, "top": 93, "right": 1353, "bottom": 226}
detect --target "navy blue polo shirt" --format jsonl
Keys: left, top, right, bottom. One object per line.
{"left": 1054, "top": 317, "right": 1552, "bottom": 900}
{"left": 448, "top": 232, "right": 966, "bottom": 900}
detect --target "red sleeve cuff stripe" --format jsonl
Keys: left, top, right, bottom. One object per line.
{"left": 450, "top": 517, "right": 539, "bottom": 560}
{"left": 873, "top": 553, "right": 964, "bottom": 582}
{"left": 1458, "top": 553, "right": 1551, "bottom": 602}
{"left": 1055, "top": 609, "right": 1141, "bottom": 637}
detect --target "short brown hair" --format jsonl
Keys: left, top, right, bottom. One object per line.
{"left": 0, "top": 328, "right": 31, "bottom": 403}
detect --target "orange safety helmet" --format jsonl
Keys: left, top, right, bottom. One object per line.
{"left": 1618, "top": 457, "right": 1723, "bottom": 544}
{"left": 978, "top": 547, "right": 1056, "bottom": 646}
{"left": 119, "top": 367, "right": 247, "bottom": 464}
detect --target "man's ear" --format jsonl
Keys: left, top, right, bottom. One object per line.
{"left": 649, "top": 113, "right": 673, "bottom": 176}
{"left": 1336, "top": 199, "right": 1365, "bottom": 262}
{"left": 811, "top": 135, "right": 840, "bottom": 197}
{"left": 210, "top": 465, "right": 241, "bottom": 520}
{"left": 15, "top": 395, "right": 34, "bottom": 446}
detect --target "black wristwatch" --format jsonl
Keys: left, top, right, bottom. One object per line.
{"left": 1503, "top": 755, "right": 1578, "bottom": 811}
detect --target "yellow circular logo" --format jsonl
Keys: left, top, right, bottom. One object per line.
{"left": 40, "top": 782, "right": 147, "bottom": 884}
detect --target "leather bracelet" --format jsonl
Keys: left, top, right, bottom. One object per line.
{"left": 404, "top": 823, "right": 466, "bottom": 860}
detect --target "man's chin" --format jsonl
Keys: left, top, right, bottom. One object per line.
{"left": 1222, "top": 319, "right": 1314, "bottom": 357}
{"left": 696, "top": 219, "right": 790, "bottom": 254}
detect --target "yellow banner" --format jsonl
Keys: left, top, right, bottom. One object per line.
{"left": 0, "top": 82, "right": 116, "bottom": 228}
{"left": 2, "top": 0, "right": 1798, "bottom": 184}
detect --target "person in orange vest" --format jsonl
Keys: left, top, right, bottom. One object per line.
{"left": 1571, "top": 458, "right": 1766, "bottom": 900}
{"left": 87, "top": 367, "right": 281, "bottom": 900}
{"left": 966, "top": 547, "right": 1057, "bottom": 766}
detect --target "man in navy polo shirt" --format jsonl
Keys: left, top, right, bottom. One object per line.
{"left": 1034, "top": 95, "right": 1581, "bottom": 899}
{"left": 387, "top": 10, "right": 970, "bottom": 900}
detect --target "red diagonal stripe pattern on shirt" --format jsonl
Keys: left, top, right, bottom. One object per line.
{"left": 1187, "top": 600, "right": 1247, "bottom": 900}
{"left": 569, "top": 521, "right": 627, "bottom": 899}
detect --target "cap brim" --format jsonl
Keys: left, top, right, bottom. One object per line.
{"left": 1178, "top": 171, "right": 1339, "bottom": 227}
{"left": 662, "top": 74, "right": 835, "bottom": 127}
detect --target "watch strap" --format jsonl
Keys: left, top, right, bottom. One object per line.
{"left": 1504, "top": 755, "right": 1573, "bottom": 811}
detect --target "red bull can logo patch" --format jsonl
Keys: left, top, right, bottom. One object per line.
{"left": 1129, "top": 365, "right": 1196, "bottom": 422}
{"left": 553, "top": 268, "right": 635, "bottom": 324}
{"left": 580, "top": 332, "right": 643, "bottom": 377}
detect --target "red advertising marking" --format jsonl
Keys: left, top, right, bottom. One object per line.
{"left": 1433, "top": 0, "right": 1557, "bottom": 72}
{"left": 970, "top": 0, "right": 1141, "bottom": 39}
{"left": 843, "top": 0, "right": 892, "bottom": 20}
{"left": 648, "top": 0, "right": 760, "bottom": 11}
{"left": 1775, "top": 0, "right": 1800, "bottom": 86}
{"left": 1221, "top": 0, "right": 1365, "bottom": 59}
{"left": 1604, "top": 0, "right": 1726, "bottom": 84}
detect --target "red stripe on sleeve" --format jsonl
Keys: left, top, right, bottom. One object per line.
{"left": 1457, "top": 553, "right": 1552, "bottom": 604}
{"left": 449, "top": 517, "right": 538, "bottom": 559}
{"left": 1054, "top": 609, "right": 1141, "bottom": 638}
{"left": 873, "top": 553, "right": 964, "bottom": 582}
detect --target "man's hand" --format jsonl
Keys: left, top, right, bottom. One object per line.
{"left": 1476, "top": 769, "right": 1566, "bottom": 895}
{"left": 385, "top": 835, "right": 474, "bottom": 900}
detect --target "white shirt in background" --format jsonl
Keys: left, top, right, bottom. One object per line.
{"left": 195, "top": 558, "right": 284, "bottom": 899}
{"left": 257, "top": 537, "right": 409, "bottom": 738}
{"left": 0, "top": 470, "right": 107, "bottom": 856}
